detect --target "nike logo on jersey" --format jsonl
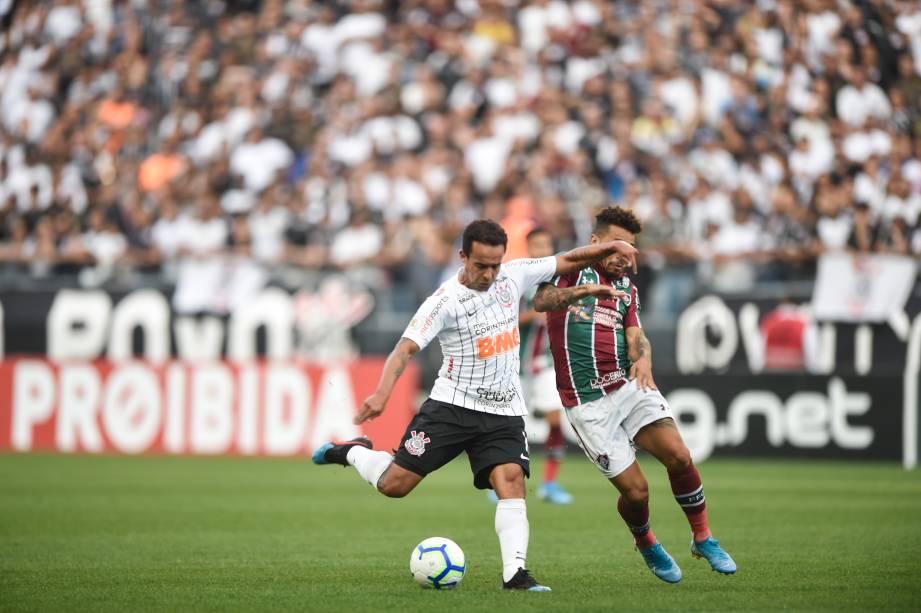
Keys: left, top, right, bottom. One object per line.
{"left": 520, "top": 454, "right": 530, "bottom": 461}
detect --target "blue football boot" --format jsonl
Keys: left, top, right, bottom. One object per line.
{"left": 311, "top": 436, "right": 372, "bottom": 466}
{"left": 691, "top": 537, "right": 737, "bottom": 574}
{"left": 639, "top": 543, "right": 682, "bottom": 584}
{"left": 537, "top": 481, "right": 574, "bottom": 505}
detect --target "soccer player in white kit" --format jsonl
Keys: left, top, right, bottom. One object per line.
{"left": 313, "top": 219, "right": 636, "bottom": 591}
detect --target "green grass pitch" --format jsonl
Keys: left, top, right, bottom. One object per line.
{"left": 2, "top": 453, "right": 920, "bottom": 612}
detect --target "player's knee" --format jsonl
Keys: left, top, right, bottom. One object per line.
{"left": 489, "top": 464, "right": 525, "bottom": 494}
{"left": 663, "top": 448, "right": 692, "bottom": 472}
{"left": 493, "top": 470, "right": 523, "bottom": 488}
{"left": 617, "top": 474, "right": 649, "bottom": 505}
{"left": 377, "top": 471, "right": 414, "bottom": 498}
{"left": 623, "top": 482, "right": 649, "bottom": 506}
{"left": 378, "top": 480, "right": 410, "bottom": 498}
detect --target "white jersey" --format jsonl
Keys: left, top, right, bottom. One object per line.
{"left": 402, "top": 256, "right": 558, "bottom": 416}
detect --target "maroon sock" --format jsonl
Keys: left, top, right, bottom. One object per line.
{"left": 617, "top": 495, "right": 657, "bottom": 549}
{"left": 667, "top": 463, "right": 712, "bottom": 542}
{"left": 543, "top": 425, "right": 565, "bottom": 483}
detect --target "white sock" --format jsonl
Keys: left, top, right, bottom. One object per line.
{"left": 495, "top": 498, "right": 529, "bottom": 583}
{"left": 346, "top": 446, "right": 393, "bottom": 489}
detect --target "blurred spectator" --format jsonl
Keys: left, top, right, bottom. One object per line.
{"left": 249, "top": 185, "right": 290, "bottom": 263}
{"left": 230, "top": 127, "right": 293, "bottom": 194}
{"left": 172, "top": 197, "right": 229, "bottom": 314}
{"left": 138, "top": 139, "right": 186, "bottom": 192}
{"left": 836, "top": 67, "right": 892, "bottom": 127}
{"left": 848, "top": 201, "right": 878, "bottom": 253}
{"left": 82, "top": 207, "right": 127, "bottom": 267}
{"left": 705, "top": 195, "right": 766, "bottom": 293}
{"left": 760, "top": 297, "right": 817, "bottom": 372}
{"left": 329, "top": 209, "right": 383, "bottom": 269}
{"left": 500, "top": 195, "right": 537, "bottom": 260}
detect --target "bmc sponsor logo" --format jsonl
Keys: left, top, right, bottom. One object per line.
{"left": 476, "top": 328, "right": 520, "bottom": 359}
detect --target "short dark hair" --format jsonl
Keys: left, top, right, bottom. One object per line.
{"left": 526, "top": 226, "right": 550, "bottom": 242}
{"left": 462, "top": 219, "right": 508, "bottom": 255}
{"left": 594, "top": 206, "right": 642, "bottom": 236}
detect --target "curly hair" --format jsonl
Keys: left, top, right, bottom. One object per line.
{"left": 594, "top": 206, "right": 643, "bottom": 236}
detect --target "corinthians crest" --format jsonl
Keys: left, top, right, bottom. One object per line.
{"left": 495, "top": 280, "right": 514, "bottom": 308}
{"left": 404, "top": 430, "right": 431, "bottom": 456}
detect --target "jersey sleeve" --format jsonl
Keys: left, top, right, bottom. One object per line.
{"left": 401, "top": 288, "right": 452, "bottom": 350}
{"left": 624, "top": 284, "right": 642, "bottom": 328}
{"left": 502, "top": 256, "right": 557, "bottom": 292}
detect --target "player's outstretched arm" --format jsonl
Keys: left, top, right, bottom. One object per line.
{"left": 554, "top": 240, "right": 638, "bottom": 276}
{"left": 626, "top": 326, "right": 657, "bottom": 391}
{"left": 532, "top": 283, "right": 628, "bottom": 312}
{"left": 354, "top": 338, "right": 420, "bottom": 425}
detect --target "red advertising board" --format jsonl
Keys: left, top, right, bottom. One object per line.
{"left": 0, "top": 358, "right": 419, "bottom": 456}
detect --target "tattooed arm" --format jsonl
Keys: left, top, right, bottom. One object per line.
{"left": 626, "top": 326, "right": 656, "bottom": 391}
{"left": 532, "top": 283, "right": 628, "bottom": 312}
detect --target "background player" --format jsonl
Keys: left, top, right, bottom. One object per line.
{"left": 312, "top": 219, "right": 635, "bottom": 591}
{"left": 536, "top": 206, "right": 737, "bottom": 584}
{"left": 486, "top": 227, "right": 573, "bottom": 505}
{"left": 520, "top": 227, "right": 573, "bottom": 505}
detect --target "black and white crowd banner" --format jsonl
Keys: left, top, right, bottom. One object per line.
{"left": 813, "top": 253, "right": 917, "bottom": 323}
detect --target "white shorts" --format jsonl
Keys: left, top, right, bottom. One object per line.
{"left": 565, "top": 379, "right": 674, "bottom": 478}
{"left": 526, "top": 367, "right": 563, "bottom": 414}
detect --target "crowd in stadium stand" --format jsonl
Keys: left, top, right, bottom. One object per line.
{"left": 0, "top": 0, "right": 920, "bottom": 315}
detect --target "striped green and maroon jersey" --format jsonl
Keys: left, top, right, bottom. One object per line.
{"left": 545, "top": 265, "right": 642, "bottom": 408}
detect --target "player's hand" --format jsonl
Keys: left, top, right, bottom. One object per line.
{"left": 355, "top": 392, "right": 387, "bottom": 424}
{"left": 581, "top": 283, "right": 630, "bottom": 301}
{"left": 629, "top": 357, "right": 657, "bottom": 391}
{"left": 610, "top": 240, "right": 638, "bottom": 273}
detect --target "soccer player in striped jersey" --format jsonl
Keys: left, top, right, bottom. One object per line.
{"left": 537, "top": 206, "right": 737, "bottom": 583}
{"left": 312, "top": 218, "right": 636, "bottom": 591}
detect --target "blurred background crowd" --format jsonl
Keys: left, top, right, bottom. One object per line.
{"left": 0, "top": 0, "right": 920, "bottom": 320}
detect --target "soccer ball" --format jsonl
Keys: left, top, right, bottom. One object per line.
{"left": 409, "top": 537, "right": 466, "bottom": 589}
